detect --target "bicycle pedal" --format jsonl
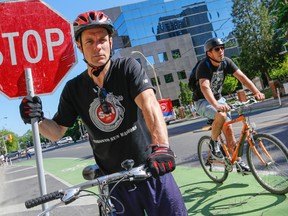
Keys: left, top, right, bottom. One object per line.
{"left": 224, "top": 158, "right": 233, "bottom": 172}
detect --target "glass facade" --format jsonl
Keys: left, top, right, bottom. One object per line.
{"left": 105, "top": 0, "right": 238, "bottom": 59}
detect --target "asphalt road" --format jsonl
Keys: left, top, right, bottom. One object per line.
{"left": 38, "top": 98, "right": 288, "bottom": 168}
{"left": 1, "top": 97, "right": 287, "bottom": 216}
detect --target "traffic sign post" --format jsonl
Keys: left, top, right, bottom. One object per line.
{"left": 0, "top": 0, "right": 77, "bottom": 214}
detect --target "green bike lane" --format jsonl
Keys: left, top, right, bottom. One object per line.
{"left": 9, "top": 157, "right": 287, "bottom": 216}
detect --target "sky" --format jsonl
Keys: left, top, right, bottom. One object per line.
{"left": 0, "top": 0, "right": 146, "bottom": 136}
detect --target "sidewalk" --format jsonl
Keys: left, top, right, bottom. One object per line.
{"left": 1, "top": 158, "right": 287, "bottom": 216}
{"left": 171, "top": 96, "right": 288, "bottom": 125}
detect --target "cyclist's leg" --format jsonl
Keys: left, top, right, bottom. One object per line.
{"left": 110, "top": 173, "right": 188, "bottom": 216}
{"left": 195, "top": 99, "right": 226, "bottom": 158}
{"left": 142, "top": 173, "right": 188, "bottom": 216}
{"left": 110, "top": 183, "right": 146, "bottom": 216}
{"left": 194, "top": 99, "right": 226, "bottom": 139}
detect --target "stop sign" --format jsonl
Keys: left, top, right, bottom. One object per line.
{"left": 0, "top": 0, "right": 77, "bottom": 98}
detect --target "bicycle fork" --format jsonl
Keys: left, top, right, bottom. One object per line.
{"left": 97, "top": 184, "right": 116, "bottom": 216}
{"left": 248, "top": 134, "right": 273, "bottom": 166}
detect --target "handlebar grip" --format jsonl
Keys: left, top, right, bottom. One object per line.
{"left": 25, "top": 191, "right": 62, "bottom": 209}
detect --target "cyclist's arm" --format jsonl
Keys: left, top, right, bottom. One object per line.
{"left": 38, "top": 119, "right": 67, "bottom": 142}
{"left": 233, "top": 69, "right": 265, "bottom": 100}
{"left": 199, "top": 78, "right": 230, "bottom": 112}
{"left": 134, "top": 88, "right": 169, "bottom": 146}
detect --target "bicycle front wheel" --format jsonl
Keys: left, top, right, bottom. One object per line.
{"left": 197, "top": 135, "right": 228, "bottom": 183}
{"left": 247, "top": 133, "right": 288, "bottom": 195}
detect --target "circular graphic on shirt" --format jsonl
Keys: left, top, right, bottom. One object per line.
{"left": 96, "top": 104, "right": 117, "bottom": 125}
{"left": 89, "top": 93, "right": 124, "bottom": 132}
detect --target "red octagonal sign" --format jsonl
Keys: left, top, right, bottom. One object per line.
{"left": 0, "top": 0, "right": 77, "bottom": 98}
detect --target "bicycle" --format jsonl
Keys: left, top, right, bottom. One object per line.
{"left": 197, "top": 98, "right": 288, "bottom": 195}
{"left": 25, "top": 159, "right": 151, "bottom": 216}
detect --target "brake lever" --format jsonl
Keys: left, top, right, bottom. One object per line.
{"left": 37, "top": 201, "right": 64, "bottom": 216}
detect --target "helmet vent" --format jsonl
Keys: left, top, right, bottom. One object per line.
{"left": 89, "top": 12, "right": 95, "bottom": 21}
{"left": 79, "top": 15, "right": 87, "bottom": 23}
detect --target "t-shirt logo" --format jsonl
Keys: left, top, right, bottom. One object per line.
{"left": 89, "top": 92, "right": 125, "bottom": 132}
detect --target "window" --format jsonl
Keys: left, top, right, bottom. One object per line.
{"left": 158, "top": 52, "right": 168, "bottom": 62}
{"left": 171, "top": 49, "right": 181, "bottom": 59}
{"left": 177, "top": 70, "right": 187, "bottom": 80}
{"left": 135, "top": 58, "right": 141, "bottom": 64}
{"left": 145, "top": 55, "right": 155, "bottom": 66}
{"left": 151, "top": 77, "right": 161, "bottom": 87}
{"left": 164, "top": 74, "right": 174, "bottom": 83}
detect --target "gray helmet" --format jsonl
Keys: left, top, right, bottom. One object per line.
{"left": 204, "top": 37, "right": 225, "bottom": 52}
{"left": 73, "top": 11, "right": 115, "bottom": 41}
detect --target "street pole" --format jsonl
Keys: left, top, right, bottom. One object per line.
{"left": 131, "top": 51, "right": 163, "bottom": 100}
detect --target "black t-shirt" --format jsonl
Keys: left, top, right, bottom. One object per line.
{"left": 53, "top": 57, "right": 154, "bottom": 174}
{"left": 193, "top": 57, "right": 238, "bottom": 101}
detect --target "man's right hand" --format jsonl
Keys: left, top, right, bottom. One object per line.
{"left": 215, "top": 104, "right": 231, "bottom": 113}
{"left": 19, "top": 96, "right": 44, "bottom": 124}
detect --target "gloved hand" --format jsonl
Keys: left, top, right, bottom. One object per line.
{"left": 147, "top": 144, "right": 176, "bottom": 178}
{"left": 19, "top": 96, "right": 44, "bottom": 124}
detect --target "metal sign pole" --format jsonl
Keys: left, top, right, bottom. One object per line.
{"left": 25, "top": 68, "right": 49, "bottom": 215}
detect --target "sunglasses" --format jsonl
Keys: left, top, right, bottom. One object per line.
{"left": 213, "top": 46, "right": 225, "bottom": 52}
{"left": 99, "top": 88, "right": 112, "bottom": 114}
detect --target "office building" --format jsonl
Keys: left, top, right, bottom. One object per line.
{"left": 104, "top": 0, "right": 238, "bottom": 105}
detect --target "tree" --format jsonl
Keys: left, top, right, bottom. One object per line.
{"left": 18, "top": 129, "right": 33, "bottom": 148}
{"left": 268, "top": 0, "right": 288, "bottom": 39}
{"left": 0, "top": 129, "right": 19, "bottom": 153}
{"left": 270, "top": 54, "right": 288, "bottom": 81}
{"left": 231, "top": 0, "right": 284, "bottom": 85}
{"left": 179, "top": 80, "right": 192, "bottom": 106}
{"left": 64, "top": 118, "right": 81, "bottom": 141}
{"left": 222, "top": 75, "right": 239, "bottom": 96}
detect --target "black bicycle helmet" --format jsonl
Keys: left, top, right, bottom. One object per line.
{"left": 204, "top": 37, "right": 225, "bottom": 52}
{"left": 73, "top": 11, "right": 115, "bottom": 40}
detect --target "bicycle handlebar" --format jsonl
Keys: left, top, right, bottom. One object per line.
{"left": 229, "top": 97, "right": 258, "bottom": 113}
{"left": 25, "top": 163, "right": 151, "bottom": 209}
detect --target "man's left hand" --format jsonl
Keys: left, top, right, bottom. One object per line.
{"left": 147, "top": 145, "right": 176, "bottom": 178}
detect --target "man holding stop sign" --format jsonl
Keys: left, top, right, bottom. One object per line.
{"left": 20, "top": 10, "right": 188, "bottom": 215}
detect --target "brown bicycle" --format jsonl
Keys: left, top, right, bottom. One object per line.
{"left": 197, "top": 99, "right": 288, "bottom": 195}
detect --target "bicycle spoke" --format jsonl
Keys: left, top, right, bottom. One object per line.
{"left": 247, "top": 134, "right": 288, "bottom": 195}
{"left": 198, "top": 136, "right": 228, "bottom": 183}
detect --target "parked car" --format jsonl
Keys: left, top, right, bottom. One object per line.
{"left": 56, "top": 136, "right": 73, "bottom": 145}
{"left": 27, "top": 147, "right": 35, "bottom": 154}
{"left": 5, "top": 150, "right": 19, "bottom": 159}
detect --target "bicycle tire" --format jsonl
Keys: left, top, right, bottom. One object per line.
{"left": 246, "top": 133, "right": 288, "bottom": 195}
{"left": 197, "top": 135, "right": 228, "bottom": 183}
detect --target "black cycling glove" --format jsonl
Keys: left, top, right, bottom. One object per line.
{"left": 19, "top": 96, "right": 44, "bottom": 124}
{"left": 147, "top": 144, "right": 176, "bottom": 178}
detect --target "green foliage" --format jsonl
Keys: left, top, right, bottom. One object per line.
{"left": 222, "top": 75, "right": 239, "bottom": 95}
{"left": 268, "top": 0, "right": 288, "bottom": 39}
{"left": 179, "top": 80, "right": 192, "bottom": 106}
{"left": 262, "top": 88, "right": 273, "bottom": 98}
{"left": 18, "top": 129, "right": 33, "bottom": 148}
{"left": 0, "top": 129, "right": 19, "bottom": 153}
{"left": 231, "top": 0, "right": 284, "bottom": 84}
{"left": 270, "top": 55, "right": 288, "bottom": 81}
{"left": 64, "top": 118, "right": 81, "bottom": 141}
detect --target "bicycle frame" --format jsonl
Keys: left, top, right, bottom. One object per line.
{"left": 220, "top": 112, "right": 273, "bottom": 168}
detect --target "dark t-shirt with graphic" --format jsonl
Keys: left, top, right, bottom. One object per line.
{"left": 193, "top": 56, "right": 238, "bottom": 101}
{"left": 53, "top": 57, "right": 154, "bottom": 174}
